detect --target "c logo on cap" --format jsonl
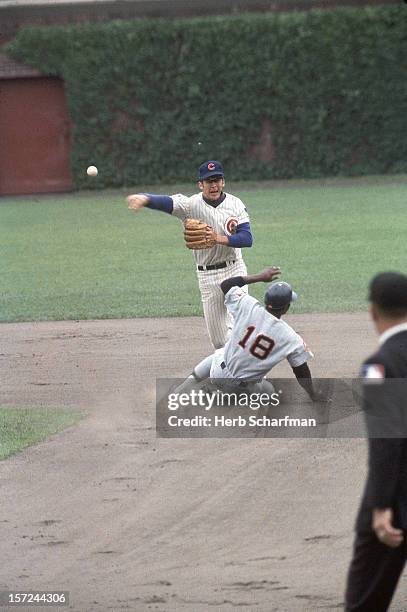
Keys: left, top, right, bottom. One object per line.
{"left": 207, "top": 163, "right": 215, "bottom": 171}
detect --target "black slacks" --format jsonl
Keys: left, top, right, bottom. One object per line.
{"left": 345, "top": 531, "right": 407, "bottom": 611}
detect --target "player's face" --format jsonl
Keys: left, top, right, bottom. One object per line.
{"left": 198, "top": 176, "right": 225, "bottom": 201}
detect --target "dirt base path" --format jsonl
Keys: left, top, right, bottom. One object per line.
{"left": 1, "top": 314, "right": 405, "bottom": 612}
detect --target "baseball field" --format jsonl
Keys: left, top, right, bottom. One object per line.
{"left": 1, "top": 174, "right": 407, "bottom": 611}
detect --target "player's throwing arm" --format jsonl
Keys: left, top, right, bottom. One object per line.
{"left": 127, "top": 161, "right": 254, "bottom": 349}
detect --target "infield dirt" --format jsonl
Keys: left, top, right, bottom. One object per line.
{"left": 1, "top": 314, "right": 406, "bottom": 611}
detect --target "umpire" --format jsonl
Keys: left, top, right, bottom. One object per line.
{"left": 345, "top": 271, "right": 407, "bottom": 612}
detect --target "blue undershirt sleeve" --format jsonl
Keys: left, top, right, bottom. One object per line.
{"left": 227, "top": 222, "right": 253, "bottom": 247}
{"left": 143, "top": 194, "right": 174, "bottom": 214}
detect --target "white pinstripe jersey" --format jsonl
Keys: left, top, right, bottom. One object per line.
{"left": 221, "top": 287, "right": 313, "bottom": 380}
{"left": 171, "top": 192, "right": 250, "bottom": 266}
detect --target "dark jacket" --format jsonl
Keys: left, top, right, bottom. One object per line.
{"left": 356, "top": 329, "right": 407, "bottom": 533}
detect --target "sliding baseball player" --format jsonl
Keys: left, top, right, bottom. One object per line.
{"left": 176, "top": 266, "right": 324, "bottom": 400}
{"left": 127, "top": 160, "right": 253, "bottom": 349}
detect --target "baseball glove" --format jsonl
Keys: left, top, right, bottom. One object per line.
{"left": 184, "top": 218, "right": 216, "bottom": 250}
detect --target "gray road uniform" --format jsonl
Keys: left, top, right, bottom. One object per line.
{"left": 210, "top": 286, "right": 313, "bottom": 384}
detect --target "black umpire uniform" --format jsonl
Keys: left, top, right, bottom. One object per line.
{"left": 345, "top": 272, "right": 407, "bottom": 612}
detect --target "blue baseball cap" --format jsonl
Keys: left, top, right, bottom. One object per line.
{"left": 197, "top": 160, "right": 224, "bottom": 181}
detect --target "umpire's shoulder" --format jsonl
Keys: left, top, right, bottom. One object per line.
{"left": 361, "top": 350, "right": 387, "bottom": 382}
{"left": 374, "top": 330, "right": 407, "bottom": 378}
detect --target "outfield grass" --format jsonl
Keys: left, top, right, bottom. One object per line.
{"left": 0, "top": 175, "right": 406, "bottom": 322}
{"left": 0, "top": 407, "right": 84, "bottom": 460}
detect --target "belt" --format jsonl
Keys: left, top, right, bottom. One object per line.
{"left": 197, "top": 260, "right": 235, "bottom": 272}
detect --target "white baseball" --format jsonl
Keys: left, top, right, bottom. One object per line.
{"left": 87, "top": 165, "right": 98, "bottom": 177}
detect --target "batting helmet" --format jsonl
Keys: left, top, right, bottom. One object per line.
{"left": 264, "top": 281, "right": 298, "bottom": 310}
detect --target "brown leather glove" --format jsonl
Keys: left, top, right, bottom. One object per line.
{"left": 184, "top": 219, "right": 217, "bottom": 250}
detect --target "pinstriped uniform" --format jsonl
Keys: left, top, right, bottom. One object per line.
{"left": 171, "top": 192, "right": 250, "bottom": 349}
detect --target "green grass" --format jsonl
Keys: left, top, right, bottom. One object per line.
{"left": 0, "top": 175, "right": 406, "bottom": 321}
{"left": 0, "top": 407, "right": 84, "bottom": 460}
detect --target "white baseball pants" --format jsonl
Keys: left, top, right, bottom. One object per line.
{"left": 197, "top": 260, "right": 248, "bottom": 349}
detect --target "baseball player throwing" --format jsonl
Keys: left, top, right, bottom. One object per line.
{"left": 176, "top": 266, "right": 323, "bottom": 400}
{"left": 127, "top": 160, "right": 253, "bottom": 348}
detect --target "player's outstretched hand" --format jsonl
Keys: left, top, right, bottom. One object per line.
{"left": 127, "top": 194, "right": 149, "bottom": 211}
{"left": 258, "top": 266, "right": 281, "bottom": 283}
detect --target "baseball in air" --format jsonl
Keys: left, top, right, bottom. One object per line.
{"left": 86, "top": 165, "right": 98, "bottom": 177}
